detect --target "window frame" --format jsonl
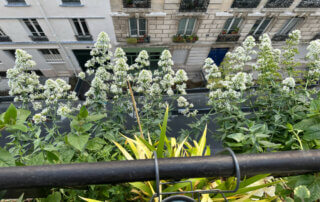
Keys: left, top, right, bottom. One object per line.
{"left": 177, "top": 18, "right": 197, "bottom": 35}
{"left": 6, "top": 0, "right": 27, "bottom": 6}
{"left": 60, "top": 0, "right": 82, "bottom": 6}
{"left": 0, "top": 28, "right": 7, "bottom": 36}
{"left": 71, "top": 18, "right": 91, "bottom": 36}
{"left": 129, "top": 18, "right": 147, "bottom": 37}
{"left": 278, "top": 17, "right": 303, "bottom": 36}
{"left": 249, "top": 17, "right": 272, "bottom": 36}
{"left": 39, "top": 49, "right": 64, "bottom": 63}
{"left": 222, "top": 17, "right": 243, "bottom": 34}
{"left": 22, "top": 19, "right": 46, "bottom": 37}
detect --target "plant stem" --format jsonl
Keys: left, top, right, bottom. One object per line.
{"left": 293, "top": 130, "right": 304, "bottom": 150}
{"left": 127, "top": 81, "right": 143, "bottom": 138}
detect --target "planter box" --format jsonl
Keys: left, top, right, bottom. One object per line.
{"left": 272, "top": 34, "right": 288, "bottom": 41}
{"left": 172, "top": 35, "right": 198, "bottom": 43}
{"left": 127, "top": 36, "right": 150, "bottom": 44}
{"left": 216, "top": 34, "right": 240, "bottom": 42}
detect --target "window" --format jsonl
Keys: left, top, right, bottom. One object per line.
{"left": 265, "top": 0, "right": 294, "bottom": 8}
{"left": 39, "top": 49, "right": 64, "bottom": 63}
{"left": 6, "top": 0, "right": 27, "bottom": 6}
{"left": 23, "top": 19, "right": 48, "bottom": 41}
{"left": 249, "top": 18, "right": 272, "bottom": 36}
{"left": 298, "top": 0, "right": 320, "bottom": 8}
{"left": 231, "top": 0, "right": 261, "bottom": 8}
{"left": 277, "top": 17, "right": 303, "bottom": 36}
{"left": 129, "top": 18, "right": 147, "bottom": 37}
{"left": 72, "top": 19, "right": 92, "bottom": 40}
{"left": 4, "top": 49, "right": 16, "bottom": 60}
{"left": 179, "top": 0, "right": 209, "bottom": 12}
{"left": 62, "top": 0, "right": 80, "bottom": 3}
{"left": 124, "top": 48, "right": 165, "bottom": 70}
{"left": 222, "top": 17, "right": 242, "bottom": 34}
{"left": 177, "top": 18, "right": 196, "bottom": 35}
{"left": 123, "top": 0, "right": 150, "bottom": 8}
{"left": 0, "top": 28, "right": 11, "bottom": 42}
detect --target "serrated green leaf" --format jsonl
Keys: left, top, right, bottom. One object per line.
{"left": 303, "top": 124, "right": 320, "bottom": 141}
{"left": 17, "top": 109, "right": 31, "bottom": 123}
{"left": 227, "top": 133, "right": 245, "bottom": 143}
{"left": 6, "top": 124, "right": 28, "bottom": 132}
{"left": 86, "top": 137, "right": 106, "bottom": 151}
{"left": 78, "top": 106, "right": 88, "bottom": 119}
{"left": 294, "top": 185, "right": 310, "bottom": 199}
{"left": 86, "top": 114, "right": 106, "bottom": 122}
{"left": 0, "top": 147, "right": 15, "bottom": 167}
{"left": 67, "top": 134, "right": 89, "bottom": 151}
{"left": 4, "top": 104, "right": 17, "bottom": 125}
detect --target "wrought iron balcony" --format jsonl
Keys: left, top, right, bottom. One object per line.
{"left": 265, "top": 0, "right": 294, "bottom": 8}
{"left": 179, "top": 0, "right": 210, "bottom": 12}
{"left": 298, "top": 0, "right": 320, "bottom": 8}
{"left": 272, "top": 34, "right": 288, "bottom": 41}
{"left": 29, "top": 35, "right": 49, "bottom": 42}
{"left": 312, "top": 33, "right": 320, "bottom": 40}
{"left": 216, "top": 34, "right": 240, "bottom": 42}
{"left": 0, "top": 36, "right": 12, "bottom": 42}
{"left": 75, "top": 35, "right": 93, "bottom": 41}
{"left": 231, "top": 0, "right": 261, "bottom": 8}
{"left": 123, "top": 0, "right": 150, "bottom": 8}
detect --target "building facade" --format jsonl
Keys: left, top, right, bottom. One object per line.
{"left": 110, "top": 0, "right": 320, "bottom": 83}
{"left": 0, "top": 0, "right": 116, "bottom": 89}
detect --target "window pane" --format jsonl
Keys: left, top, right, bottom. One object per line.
{"left": 186, "top": 18, "right": 196, "bottom": 35}
{"left": 139, "top": 19, "right": 146, "bottom": 36}
{"left": 129, "top": 18, "right": 137, "bottom": 36}
{"left": 23, "top": 19, "right": 38, "bottom": 36}
{"left": 80, "top": 19, "right": 90, "bottom": 35}
{"left": 256, "top": 18, "right": 271, "bottom": 35}
{"left": 229, "top": 18, "right": 241, "bottom": 33}
{"left": 223, "top": 18, "right": 233, "bottom": 32}
{"left": 249, "top": 19, "right": 262, "bottom": 35}
{"left": 280, "top": 18, "right": 301, "bottom": 35}
{"left": 62, "top": 0, "right": 80, "bottom": 3}
{"left": 32, "top": 19, "right": 45, "bottom": 36}
{"left": 73, "top": 19, "right": 83, "bottom": 35}
{"left": 178, "top": 18, "right": 187, "bottom": 35}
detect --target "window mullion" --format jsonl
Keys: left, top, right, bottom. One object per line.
{"left": 254, "top": 18, "right": 264, "bottom": 35}
{"left": 137, "top": 19, "right": 140, "bottom": 36}
{"left": 79, "top": 19, "right": 85, "bottom": 35}
{"left": 30, "top": 20, "right": 40, "bottom": 36}
{"left": 280, "top": 18, "right": 293, "bottom": 35}
{"left": 227, "top": 17, "right": 235, "bottom": 33}
{"left": 184, "top": 18, "right": 189, "bottom": 35}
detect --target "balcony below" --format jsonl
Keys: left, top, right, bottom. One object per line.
{"left": 231, "top": 0, "right": 261, "bottom": 8}
{"left": 216, "top": 34, "right": 240, "bottom": 42}
{"left": 179, "top": 0, "right": 210, "bottom": 12}
{"left": 29, "top": 35, "right": 49, "bottom": 42}
{"left": 264, "top": 0, "right": 294, "bottom": 8}
{"left": 126, "top": 36, "right": 150, "bottom": 44}
{"left": 272, "top": 34, "right": 288, "bottom": 41}
{"left": 75, "top": 35, "right": 93, "bottom": 41}
{"left": 122, "top": 0, "right": 150, "bottom": 8}
{"left": 0, "top": 36, "right": 12, "bottom": 42}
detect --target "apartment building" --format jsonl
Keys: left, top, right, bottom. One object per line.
{"left": 110, "top": 0, "right": 320, "bottom": 83}
{"left": 0, "top": 0, "right": 116, "bottom": 83}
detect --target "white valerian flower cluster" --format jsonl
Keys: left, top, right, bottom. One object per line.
{"left": 78, "top": 72, "right": 86, "bottom": 80}
{"left": 177, "top": 96, "right": 197, "bottom": 117}
{"left": 306, "top": 39, "right": 320, "bottom": 80}
{"left": 132, "top": 50, "right": 150, "bottom": 70}
{"left": 282, "top": 77, "right": 295, "bottom": 93}
{"left": 57, "top": 103, "right": 72, "bottom": 117}
{"left": 6, "top": 49, "right": 41, "bottom": 105}
{"left": 32, "top": 113, "right": 46, "bottom": 124}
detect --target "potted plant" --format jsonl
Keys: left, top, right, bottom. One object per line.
{"left": 126, "top": 37, "right": 137, "bottom": 44}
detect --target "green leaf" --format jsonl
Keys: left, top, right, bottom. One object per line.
{"left": 78, "top": 106, "right": 88, "bottom": 119}
{"left": 45, "top": 151, "right": 60, "bottom": 163}
{"left": 239, "top": 174, "right": 270, "bottom": 189}
{"left": 6, "top": 124, "right": 28, "bottom": 132}
{"left": 67, "top": 134, "right": 90, "bottom": 151}
{"left": 294, "top": 185, "right": 310, "bottom": 199}
{"left": 28, "top": 152, "right": 45, "bottom": 166}
{"left": 137, "top": 136, "right": 156, "bottom": 151}
{"left": 0, "top": 147, "right": 15, "bottom": 167}
{"left": 17, "top": 193, "right": 24, "bottom": 202}
{"left": 310, "top": 99, "right": 320, "bottom": 113}
{"left": 259, "top": 140, "right": 281, "bottom": 148}
{"left": 42, "top": 192, "right": 61, "bottom": 202}
{"left": 4, "top": 104, "right": 17, "bottom": 125}
{"left": 303, "top": 123, "right": 320, "bottom": 141}
{"left": 79, "top": 196, "right": 103, "bottom": 202}
{"left": 86, "top": 137, "right": 106, "bottom": 151}
{"left": 86, "top": 114, "right": 106, "bottom": 122}
{"left": 227, "top": 133, "right": 245, "bottom": 143}
{"left": 157, "top": 105, "right": 169, "bottom": 158}
{"left": 130, "top": 182, "right": 153, "bottom": 197}
{"left": 17, "top": 109, "right": 31, "bottom": 123}
{"left": 284, "top": 197, "right": 294, "bottom": 202}
{"left": 295, "top": 118, "right": 319, "bottom": 131}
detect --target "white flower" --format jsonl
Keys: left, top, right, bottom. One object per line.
{"left": 138, "top": 70, "right": 152, "bottom": 83}
{"left": 78, "top": 72, "right": 86, "bottom": 79}
{"left": 33, "top": 113, "right": 46, "bottom": 124}
{"left": 57, "top": 104, "right": 72, "bottom": 117}
{"left": 282, "top": 77, "right": 295, "bottom": 88}
{"left": 32, "top": 102, "right": 42, "bottom": 111}
{"left": 177, "top": 96, "right": 188, "bottom": 107}
{"left": 174, "top": 69, "right": 188, "bottom": 83}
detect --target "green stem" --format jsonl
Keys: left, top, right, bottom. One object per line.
{"left": 293, "top": 130, "right": 304, "bottom": 150}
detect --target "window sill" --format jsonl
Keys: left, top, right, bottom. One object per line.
{"left": 46, "top": 61, "right": 65, "bottom": 64}
{"left": 59, "top": 3, "right": 84, "bottom": 7}
{"left": 5, "top": 3, "right": 30, "bottom": 7}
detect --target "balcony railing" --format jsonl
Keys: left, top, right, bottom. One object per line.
{"left": 179, "top": 0, "right": 210, "bottom": 12}
{"left": 126, "top": 36, "right": 150, "bottom": 44}
{"left": 298, "top": 0, "right": 320, "bottom": 8}
{"left": 75, "top": 35, "right": 93, "bottom": 41}
{"left": 29, "top": 35, "right": 49, "bottom": 42}
{"left": 216, "top": 34, "right": 240, "bottom": 42}
{"left": 231, "top": 0, "right": 261, "bottom": 8}
{"left": 123, "top": 0, "right": 150, "bottom": 8}
{"left": 272, "top": 34, "right": 288, "bottom": 41}
{"left": 265, "top": 0, "right": 294, "bottom": 8}
{"left": 0, "top": 36, "right": 12, "bottom": 42}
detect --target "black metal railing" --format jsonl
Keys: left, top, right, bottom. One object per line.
{"left": 0, "top": 36, "right": 12, "bottom": 42}
{"left": 272, "top": 34, "right": 288, "bottom": 41}
{"left": 298, "top": 0, "right": 320, "bottom": 8}
{"left": 265, "top": 0, "right": 294, "bottom": 8}
{"left": 29, "top": 35, "right": 49, "bottom": 42}
{"left": 179, "top": 0, "right": 210, "bottom": 12}
{"left": 75, "top": 35, "right": 93, "bottom": 41}
{"left": 216, "top": 34, "right": 241, "bottom": 42}
{"left": 231, "top": 0, "right": 261, "bottom": 8}
{"left": 123, "top": 0, "right": 151, "bottom": 8}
